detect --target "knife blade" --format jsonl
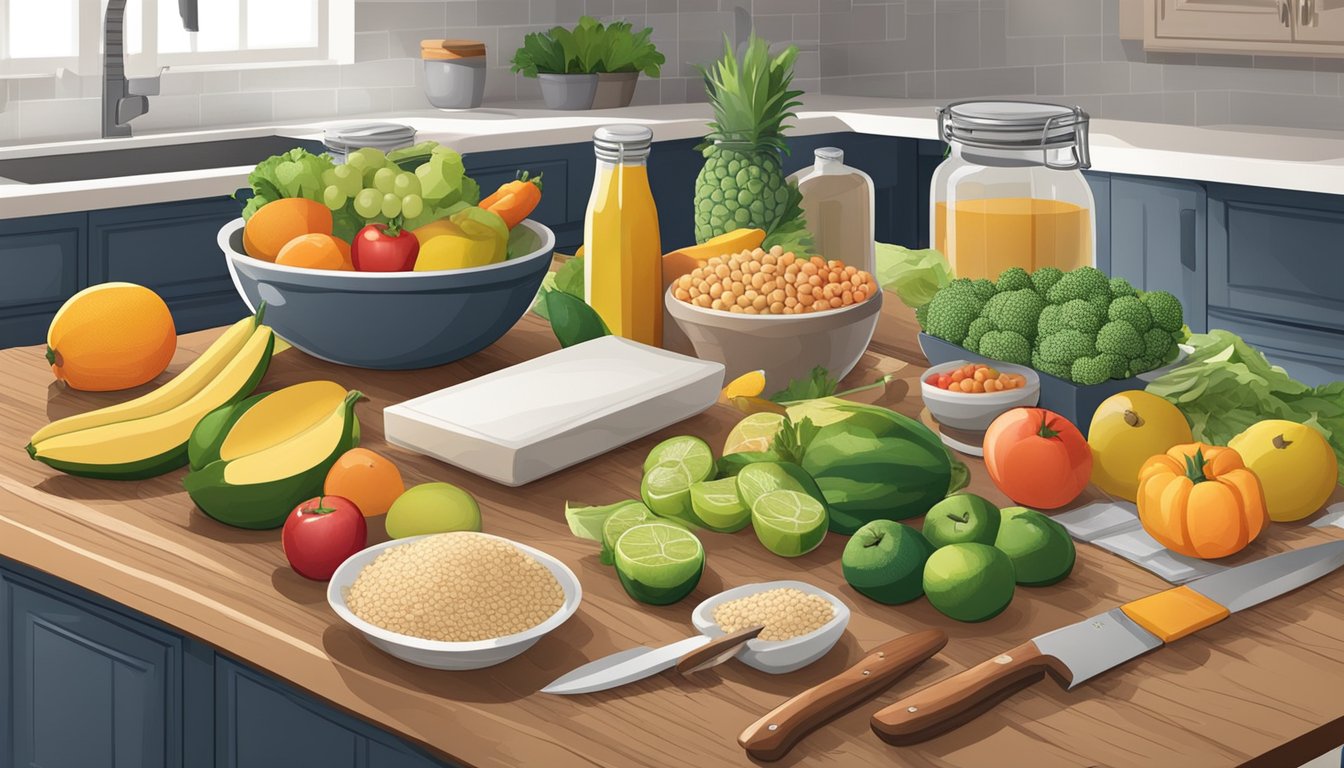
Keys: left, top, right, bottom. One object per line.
{"left": 738, "top": 629, "right": 947, "bottom": 762}
{"left": 541, "top": 635, "right": 711, "bottom": 695}
{"left": 871, "top": 539, "right": 1344, "bottom": 745}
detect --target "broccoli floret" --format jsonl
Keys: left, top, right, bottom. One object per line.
{"left": 915, "top": 303, "right": 929, "bottom": 331}
{"left": 1031, "top": 351, "right": 1073, "bottom": 380}
{"left": 1087, "top": 293, "right": 1113, "bottom": 317}
{"left": 1108, "top": 296, "right": 1153, "bottom": 333}
{"left": 985, "top": 288, "right": 1047, "bottom": 340}
{"left": 1070, "top": 355, "right": 1113, "bottom": 386}
{"left": 1039, "top": 329, "right": 1097, "bottom": 366}
{"left": 1142, "top": 327, "right": 1174, "bottom": 362}
{"left": 1036, "top": 304, "right": 1066, "bottom": 338}
{"left": 1130, "top": 355, "right": 1161, "bottom": 375}
{"left": 1059, "top": 299, "right": 1103, "bottom": 336}
{"left": 1141, "top": 290, "right": 1184, "bottom": 333}
{"left": 1046, "top": 266, "right": 1111, "bottom": 305}
{"left": 1096, "top": 320, "right": 1144, "bottom": 358}
{"left": 978, "top": 330, "right": 1031, "bottom": 365}
{"left": 964, "top": 317, "right": 995, "bottom": 353}
{"left": 1098, "top": 352, "right": 1128, "bottom": 379}
{"left": 969, "top": 279, "right": 997, "bottom": 302}
{"left": 996, "top": 267, "right": 1033, "bottom": 293}
{"left": 1109, "top": 277, "right": 1138, "bottom": 299}
{"left": 1031, "top": 266, "right": 1064, "bottom": 296}
{"left": 925, "top": 284, "right": 984, "bottom": 345}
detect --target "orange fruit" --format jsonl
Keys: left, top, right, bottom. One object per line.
{"left": 276, "top": 233, "right": 346, "bottom": 270}
{"left": 47, "top": 282, "right": 177, "bottom": 391}
{"left": 324, "top": 448, "right": 405, "bottom": 517}
{"left": 332, "top": 237, "right": 354, "bottom": 270}
{"left": 242, "top": 198, "right": 332, "bottom": 262}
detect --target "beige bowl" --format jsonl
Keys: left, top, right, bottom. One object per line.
{"left": 664, "top": 288, "right": 882, "bottom": 384}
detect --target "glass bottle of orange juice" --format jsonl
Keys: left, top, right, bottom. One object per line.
{"left": 584, "top": 125, "right": 663, "bottom": 347}
{"left": 932, "top": 101, "right": 1096, "bottom": 281}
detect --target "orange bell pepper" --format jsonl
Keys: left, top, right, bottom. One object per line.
{"left": 481, "top": 171, "right": 543, "bottom": 229}
{"left": 1136, "top": 442, "right": 1268, "bottom": 559}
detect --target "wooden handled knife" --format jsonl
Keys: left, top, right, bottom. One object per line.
{"left": 872, "top": 540, "right": 1344, "bottom": 745}
{"left": 738, "top": 628, "right": 947, "bottom": 762}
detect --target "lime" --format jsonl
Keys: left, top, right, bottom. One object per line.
{"left": 690, "top": 477, "right": 751, "bottom": 532}
{"left": 736, "top": 462, "right": 825, "bottom": 509}
{"left": 751, "top": 490, "right": 828, "bottom": 557}
{"left": 923, "top": 543, "right": 1016, "bottom": 623}
{"left": 994, "top": 507, "right": 1076, "bottom": 587}
{"left": 601, "top": 502, "right": 655, "bottom": 557}
{"left": 723, "top": 412, "right": 784, "bottom": 455}
{"left": 640, "top": 437, "right": 714, "bottom": 524}
{"left": 613, "top": 522, "right": 705, "bottom": 605}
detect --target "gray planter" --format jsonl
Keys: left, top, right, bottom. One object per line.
{"left": 591, "top": 71, "right": 639, "bottom": 109}
{"left": 538, "top": 73, "right": 598, "bottom": 110}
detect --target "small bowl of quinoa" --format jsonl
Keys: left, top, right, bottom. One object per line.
{"left": 327, "top": 532, "right": 581, "bottom": 670}
{"left": 691, "top": 580, "right": 849, "bottom": 675}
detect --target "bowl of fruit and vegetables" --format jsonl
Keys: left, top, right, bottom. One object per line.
{"left": 220, "top": 143, "right": 554, "bottom": 370}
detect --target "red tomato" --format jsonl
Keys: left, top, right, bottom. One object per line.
{"left": 351, "top": 223, "right": 419, "bottom": 272}
{"left": 983, "top": 407, "right": 1092, "bottom": 509}
{"left": 282, "top": 495, "right": 367, "bottom": 581}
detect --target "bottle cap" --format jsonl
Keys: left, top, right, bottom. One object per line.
{"left": 594, "top": 124, "right": 653, "bottom": 162}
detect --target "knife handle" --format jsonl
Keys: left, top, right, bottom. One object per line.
{"left": 676, "top": 625, "right": 765, "bottom": 674}
{"left": 738, "top": 629, "right": 948, "bottom": 762}
{"left": 870, "top": 640, "right": 1065, "bottom": 745}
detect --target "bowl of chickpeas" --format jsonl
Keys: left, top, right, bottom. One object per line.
{"left": 664, "top": 246, "right": 883, "bottom": 384}
{"left": 920, "top": 360, "right": 1041, "bottom": 433}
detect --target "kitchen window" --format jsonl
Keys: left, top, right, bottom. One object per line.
{"left": 0, "top": 0, "right": 353, "bottom": 77}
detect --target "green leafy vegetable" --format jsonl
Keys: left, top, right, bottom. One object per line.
{"left": 1146, "top": 329, "right": 1344, "bottom": 485}
{"left": 238, "top": 148, "right": 335, "bottom": 221}
{"left": 875, "top": 243, "right": 952, "bottom": 309}
{"left": 510, "top": 16, "right": 664, "bottom": 77}
{"left": 769, "top": 366, "right": 838, "bottom": 404}
{"left": 532, "top": 256, "right": 584, "bottom": 321}
{"left": 600, "top": 19, "right": 666, "bottom": 76}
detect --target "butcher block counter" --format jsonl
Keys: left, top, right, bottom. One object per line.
{"left": 1, "top": 302, "right": 1343, "bottom": 768}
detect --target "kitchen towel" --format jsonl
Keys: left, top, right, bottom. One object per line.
{"left": 1053, "top": 500, "right": 1228, "bottom": 584}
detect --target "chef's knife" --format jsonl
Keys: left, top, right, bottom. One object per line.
{"left": 542, "top": 626, "right": 765, "bottom": 694}
{"left": 871, "top": 539, "right": 1344, "bottom": 745}
{"left": 739, "top": 629, "right": 948, "bottom": 762}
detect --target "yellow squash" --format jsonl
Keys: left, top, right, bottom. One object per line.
{"left": 1087, "top": 391, "right": 1193, "bottom": 502}
{"left": 1229, "top": 420, "right": 1339, "bottom": 522}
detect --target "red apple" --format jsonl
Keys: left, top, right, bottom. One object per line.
{"left": 282, "top": 495, "right": 367, "bottom": 581}
{"left": 351, "top": 223, "right": 418, "bottom": 271}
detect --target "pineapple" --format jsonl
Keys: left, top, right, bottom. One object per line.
{"left": 693, "top": 34, "right": 809, "bottom": 252}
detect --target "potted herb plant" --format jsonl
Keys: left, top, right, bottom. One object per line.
{"left": 511, "top": 17, "right": 664, "bottom": 110}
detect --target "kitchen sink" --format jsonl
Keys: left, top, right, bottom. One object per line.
{"left": 0, "top": 135, "right": 322, "bottom": 184}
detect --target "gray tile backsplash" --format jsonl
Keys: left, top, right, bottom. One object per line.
{"left": 5, "top": 0, "right": 1344, "bottom": 145}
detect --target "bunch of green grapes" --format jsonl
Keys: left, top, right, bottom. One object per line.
{"left": 321, "top": 147, "right": 424, "bottom": 221}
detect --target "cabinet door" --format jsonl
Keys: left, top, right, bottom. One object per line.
{"left": 88, "top": 198, "right": 249, "bottom": 335}
{"left": 1152, "top": 0, "right": 1292, "bottom": 41}
{"left": 464, "top": 144, "right": 585, "bottom": 254}
{"left": 1109, "top": 176, "right": 1208, "bottom": 332}
{"left": 1292, "top": 0, "right": 1344, "bottom": 43}
{"left": 0, "top": 569, "right": 182, "bottom": 768}
{"left": 0, "top": 212, "right": 86, "bottom": 349}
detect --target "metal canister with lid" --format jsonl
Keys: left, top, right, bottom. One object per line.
{"left": 421, "top": 39, "right": 487, "bottom": 109}
{"left": 931, "top": 100, "right": 1095, "bottom": 281}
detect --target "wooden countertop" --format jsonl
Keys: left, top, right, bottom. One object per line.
{"left": 2, "top": 303, "right": 1344, "bottom": 768}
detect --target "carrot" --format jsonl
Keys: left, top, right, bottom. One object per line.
{"left": 481, "top": 171, "right": 543, "bottom": 228}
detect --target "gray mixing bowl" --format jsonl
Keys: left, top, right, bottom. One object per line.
{"left": 219, "top": 217, "right": 554, "bottom": 370}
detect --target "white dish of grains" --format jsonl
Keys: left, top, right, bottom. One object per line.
{"left": 690, "top": 580, "right": 850, "bottom": 675}
{"left": 327, "top": 532, "right": 581, "bottom": 670}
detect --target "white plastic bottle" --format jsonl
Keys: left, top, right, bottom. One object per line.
{"left": 787, "top": 147, "right": 876, "bottom": 274}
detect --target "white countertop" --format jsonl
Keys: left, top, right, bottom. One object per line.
{"left": 1, "top": 95, "right": 1342, "bottom": 220}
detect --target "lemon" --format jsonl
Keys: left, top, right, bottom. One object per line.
{"left": 723, "top": 412, "right": 785, "bottom": 455}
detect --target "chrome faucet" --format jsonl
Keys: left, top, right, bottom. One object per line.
{"left": 102, "top": 0, "right": 199, "bottom": 137}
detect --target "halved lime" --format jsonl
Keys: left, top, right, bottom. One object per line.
{"left": 751, "top": 490, "right": 828, "bottom": 558}
{"left": 601, "top": 502, "right": 655, "bottom": 559}
{"left": 613, "top": 522, "right": 706, "bottom": 605}
{"left": 736, "top": 462, "right": 825, "bottom": 509}
{"left": 690, "top": 477, "right": 751, "bottom": 532}
{"left": 723, "top": 412, "right": 785, "bottom": 455}
{"left": 640, "top": 436, "right": 715, "bottom": 524}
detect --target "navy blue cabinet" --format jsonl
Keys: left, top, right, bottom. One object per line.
{"left": 1108, "top": 176, "right": 1209, "bottom": 333}
{"left": 0, "top": 213, "right": 86, "bottom": 349}
{"left": 0, "top": 558, "right": 452, "bottom": 768}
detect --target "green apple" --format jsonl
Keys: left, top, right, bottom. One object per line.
{"left": 922, "top": 543, "right": 1015, "bottom": 623}
{"left": 921, "top": 494, "right": 1001, "bottom": 548}
{"left": 994, "top": 506, "right": 1076, "bottom": 586}
{"left": 842, "top": 520, "right": 934, "bottom": 605}
{"left": 384, "top": 482, "right": 482, "bottom": 539}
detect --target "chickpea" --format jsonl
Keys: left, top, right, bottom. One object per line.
{"left": 709, "top": 283, "right": 724, "bottom": 299}
{"left": 829, "top": 297, "right": 843, "bottom": 308}
{"left": 737, "top": 294, "right": 752, "bottom": 309}
{"left": 721, "top": 291, "right": 736, "bottom": 306}
{"left": 695, "top": 294, "right": 711, "bottom": 308}
{"left": 752, "top": 295, "right": 768, "bottom": 311}
{"left": 674, "top": 288, "right": 691, "bottom": 301}
{"left": 800, "top": 261, "right": 817, "bottom": 276}
{"left": 672, "top": 247, "right": 876, "bottom": 315}
{"left": 751, "top": 273, "right": 766, "bottom": 290}
{"left": 769, "top": 301, "right": 785, "bottom": 313}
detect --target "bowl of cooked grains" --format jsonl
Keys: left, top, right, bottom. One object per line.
{"left": 691, "top": 580, "right": 850, "bottom": 674}
{"left": 327, "top": 531, "right": 581, "bottom": 670}
{"left": 665, "top": 247, "right": 883, "bottom": 385}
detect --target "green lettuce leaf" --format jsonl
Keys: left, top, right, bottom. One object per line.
{"left": 769, "top": 366, "right": 838, "bottom": 404}
{"left": 532, "top": 256, "right": 584, "bottom": 320}
{"left": 238, "top": 147, "right": 335, "bottom": 220}
{"left": 875, "top": 242, "right": 951, "bottom": 309}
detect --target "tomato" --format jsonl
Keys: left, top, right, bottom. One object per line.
{"left": 352, "top": 223, "right": 419, "bottom": 272}
{"left": 984, "top": 407, "right": 1092, "bottom": 509}
{"left": 282, "top": 495, "right": 367, "bottom": 581}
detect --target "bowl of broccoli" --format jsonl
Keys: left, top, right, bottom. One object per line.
{"left": 917, "top": 265, "right": 1189, "bottom": 433}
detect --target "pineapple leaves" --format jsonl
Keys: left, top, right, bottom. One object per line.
{"left": 695, "top": 34, "right": 803, "bottom": 152}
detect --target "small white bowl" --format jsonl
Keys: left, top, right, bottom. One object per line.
{"left": 920, "top": 360, "right": 1041, "bottom": 433}
{"left": 691, "top": 580, "right": 850, "bottom": 675}
{"left": 666, "top": 288, "right": 882, "bottom": 386}
{"left": 327, "top": 533, "right": 582, "bottom": 670}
